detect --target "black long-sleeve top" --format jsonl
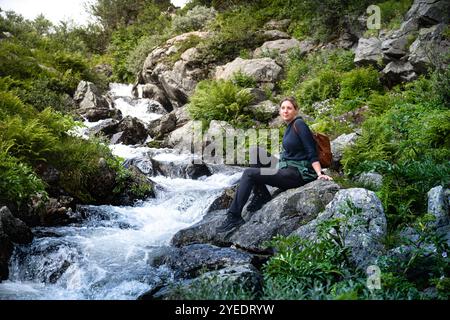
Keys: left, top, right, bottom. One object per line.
{"left": 281, "top": 117, "right": 319, "bottom": 163}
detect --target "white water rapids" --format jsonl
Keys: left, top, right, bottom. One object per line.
{"left": 0, "top": 84, "right": 242, "bottom": 300}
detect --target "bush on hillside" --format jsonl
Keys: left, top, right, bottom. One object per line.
{"left": 171, "top": 5, "right": 216, "bottom": 33}
{"left": 187, "top": 79, "right": 254, "bottom": 127}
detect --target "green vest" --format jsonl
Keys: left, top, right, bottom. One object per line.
{"left": 278, "top": 159, "right": 318, "bottom": 183}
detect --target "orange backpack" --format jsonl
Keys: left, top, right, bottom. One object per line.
{"left": 293, "top": 120, "right": 332, "bottom": 168}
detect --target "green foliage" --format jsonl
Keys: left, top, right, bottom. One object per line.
{"left": 263, "top": 235, "right": 349, "bottom": 286}
{"left": 0, "top": 41, "right": 42, "bottom": 80}
{"left": 0, "top": 144, "right": 47, "bottom": 206}
{"left": 187, "top": 79, "right": 254, "bottom": 127}
{"left": 339, "top": 67, "right": 383, "bottom": 101}
{"left": 106, "top": 2, "right": 171, "bottom": 82}
{"left": 265, "top": 0, "right": 373, "bottom": 41}
{"left": 171, "top": 5, "right": 216, "bottom": 33}
{"left": 342, "top": 72, "right": 450, "bottom": 228}
{"left": 231, "top": 71, "right": 257, "bottom": 88}
{"left": 282, "top": 49, "right": 355, "bottom": 98}
{"left": 377, "top": 0, "right": 414, "bottom": 30}
{"left": 196, "top": 5, "right": 266, "bottom": 63}
{"left": 125, "top": 34, "right": 166, "bottom": 75}
{"left": 88, "top": 0, "right": 171, "bottom": 32}
{"left": 167, "top": 273, "right": 256, "bottom": 300}
{"left": 377, "top": 214, "right": 450, "bottom": 299}
{"left": 296, "top": 70, "right": 342, "bottom": 111}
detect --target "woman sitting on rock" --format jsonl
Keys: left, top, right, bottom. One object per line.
{"left": 217, "top": 96, "right": 333, "bottom": 233}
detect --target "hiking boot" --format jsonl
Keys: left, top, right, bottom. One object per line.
{"left": 247, "top": 189, "right": 271, "bottom": 213}
{"left": 217, "top": 213, "right": 245, "bottom": 233}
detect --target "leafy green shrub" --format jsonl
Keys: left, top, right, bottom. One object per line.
{"left": 296, "top": 70, "right": 342, "bottom": 111}
{"left": 0, "top": 41, "right": 42, "bottom": 80}
{"left": 282, "top": 49, "right": 355, "bottom": 96}
{"left": 166, "top": 273, "right": 256, "bottom": 300}
{"left": 338, "top": 66, "right": 383, "bottom": 103}
{"left": 231, "top": 71, "right": 257, "bottom": 88}
{"left": 187, "top": 79, "right": 254, "bottom": 126}
{"left": 0, "top": 144, "right": 47, "bottom": 206}
{"left": 196, "top": 5, "right": 266, "bottom": 63}
{"left": 125, "top": 34, "right": 166, "bottom": 75}
{"left": 171, "top": 5, "right": 216, "bottom": 33}
{"left": 377, "top": 0, "right": 414, "bottom": 30}
{"left": 342, "top": 85, "right": 450, "bottom": 227}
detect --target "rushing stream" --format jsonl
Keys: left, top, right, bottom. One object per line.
{"left": 0, "top": 84, "right": 242, "bottom": 300}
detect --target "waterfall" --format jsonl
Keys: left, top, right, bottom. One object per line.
{"left": 0, "top": 83, "right": 242, "bottom": 300}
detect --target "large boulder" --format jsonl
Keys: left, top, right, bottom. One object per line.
{"left": 142, "top": 243, "right": 262, "bottom": 300}
{"left": 171, "top": 180, "right": 340, "bottom": 252}
{"left": 404, "top": 0, "right": 449, "bottom": 27}
{"left": 427, "top": 186, "right": 450, "bottom": 229}
{"left": 111, "top": 116, "right": 148, "bottom": 145}
{"left": 148, "top": 112, "right": 177, "bottom": 140}
{"left": 354, "top": 37, "right": 383, "bottom": 66}
{"left": 230, "top": 180, "right": 340, "bottom": 252}
{"left": 381, "top": 33, "right": 411, "bottom": 60}
{"left": 215, "top": 57, "right": 282, "bottom": 87}
{"left": 73, "top": 81, "right": 120, "bottom": 122}
{"left": 381, "top": 60, "right": 417, "bottom": 87}
{"left": 292, "top": 188, "right": 387, "bottom": 270}
{"left": 253, "top": 38, "right": 301, "bottom": 58}
{"left": 0, "top": 206, "right": 33, "bottom": 280}
{"left": 163, "top": 120, "right": 197, "bottom": 153}
{"left": 331, "top": 132, "right": 359, "bottom": 168}
{"left": 153, "top": 244, "right": 254, "bottom": 278}
{"left": 140, "top": 31, "right": 212, "bottom": 109}
{"left": 408, "top": 23, "right": 450, "bottom": 73}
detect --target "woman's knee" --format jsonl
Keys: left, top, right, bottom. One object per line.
{"left": 242, "top": 168, "right": 259, "bottom": 179}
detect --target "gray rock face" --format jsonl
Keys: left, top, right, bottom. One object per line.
{"left": 215, "top": 57, "right": 282, "bottom": 86}
{"left": 331, "top": 133, "right": 358, "bottom": 166}
{"left": 408, "top": 23, "right": 450, "bottom": 73}
{"left": 245, "top": 100, "right": 279, "bottom": 121}
{"left": 172, "top": 181, "right": 340, "bottom": 251}
{"left": 140, "top": 31, "right": 212, "bottom": 109}
{"left": 405, "top": 0, "right": 449, "bottom": 27}
{"left": 109, "top": 116, "right": 148, "bottom": 145}
{"left": 382, "top": 34, "right": 411, "bottom": 59}
{"left": 206, "top": 186, "right": 237, "bottom": 213}
{"left": 354, "top": 38, "right": 383, "bottom": 67}
{"left": 73, "top": 81, "right": 118, "bottom": 122}
{"left": 153, "top": 243, "right": 254, "bottom": 279}
{"left": 427, "top": 186, "right": 450, "bottom": 229}
{"left": 171, "top": 209, "right": 233, "bottom": 247}
{"left": 148, "top": 112, "right": 177, "bottom": 139}
{"left": 148, "top": 148, "right": 210, "bottom": 179}
{"left": 292, "top": 188, "right": 387, "bottom": 269}
{"left": 355, "top": 172, "right": 384, "bottom": 190}
{"left": 261, "top": 30, "right": 291, "bottom": 41}
{"left": 139, "top": 83, "right": 172, "bottom": 111}
{"left": 164, "top": 120, "right": 196, "bottom": 153}
{"left": 0, "top": 206, "right": 33, "bottom": 280}
{"left": 145, "top": 261, "right": 261, "bottom": 300}
{"left": 230, "top": 180, "right": 340, "bottom": 252}
{"left": 253, "top": 38, "right": 301, "bottom": 58}
{"left": 381, "top": 60, "right": 417, "bottom": 87}
{"left": 123, "top": 155, "right": 154, "bottom": 176}
{"left": 0, "top": 207, "right": 33, "bottom": 244}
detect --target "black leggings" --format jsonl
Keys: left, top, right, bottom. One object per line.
{"left": 229, "top": 147, "right": 305, "bottom": 215}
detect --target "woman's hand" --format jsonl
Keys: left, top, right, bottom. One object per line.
{"left": 317, "top": 173, "right": 333, "bottom": 181}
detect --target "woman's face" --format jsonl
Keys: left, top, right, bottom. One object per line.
{"left": 279, "top": 100, "right": 298, "bottom": 123}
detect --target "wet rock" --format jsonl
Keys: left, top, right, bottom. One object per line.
{"left": 292, "top": 188, "right": 387, "bottom": 270}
